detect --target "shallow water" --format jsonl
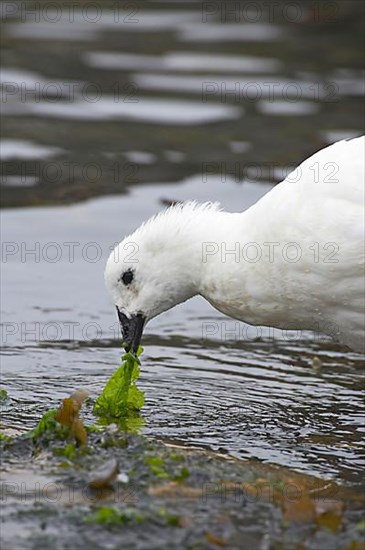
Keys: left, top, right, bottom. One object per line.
{"left": 1, "top": 0, "right": 364, "bottom": 495}
{"left": 1, "top": 176, "right": 364, "bottom": 489}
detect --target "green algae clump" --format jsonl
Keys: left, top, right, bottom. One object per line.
{"left": 93, "top": 347, "right": 144, "bottom": 419}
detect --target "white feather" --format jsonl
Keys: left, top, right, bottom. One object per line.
{"left": 105, "top": 136, "right": 365, "bottom": 352}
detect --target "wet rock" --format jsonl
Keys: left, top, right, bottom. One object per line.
{"left": 88, "top": 458, "right": 119, "bottom": 490}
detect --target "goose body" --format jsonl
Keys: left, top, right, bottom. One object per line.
{"left": 105, "top": 136, "right": 365, "bottom": 353}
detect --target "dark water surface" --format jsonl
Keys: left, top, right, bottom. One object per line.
{"left": 1, "top": 0, "right": 364, "bottom": 494}
{"left": 1, "top": 0, "right": 364, "bottom": 206}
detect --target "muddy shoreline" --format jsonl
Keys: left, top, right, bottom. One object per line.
{"left": 1, "top": 425, "right": 365, "bottom": 550}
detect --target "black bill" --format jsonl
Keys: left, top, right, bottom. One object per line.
{"left": 116, "top": 307, "right": 146, "bottom": 353}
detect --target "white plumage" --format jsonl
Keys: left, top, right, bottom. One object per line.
{"left": 105, "top": 136, "right": 365, "bottom": 353}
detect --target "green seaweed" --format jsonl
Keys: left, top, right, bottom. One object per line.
{"left": 173, "top": 466, "right": 190, "bottom": 483}
{"left": 27, "top": 409, "right": 68, "bottom": 441}
{"left": 157, "top": 508, "right": 181, "bottom": 527}
{"left": 53, "top": 443, "right": 77, "bottom": 460}
{"left": 29, "top": 409, "right": 58, "bottom": 439}
{"left": 145, "top": 455, "right": 189, "bottom": 481}
{"left": 0, "top": 388, "right": 8, "bottom": 403}
{"left": 145, "top": 456, "right": 169, "bottom": 478}
{"left": 93, "top": 347, "right": 145, "bottom": 419}
{"left": 356, "top": 519, "right": 365, "bottom": 531}
{"left": 85, "top": 506, "right": 145, "bottom": 526}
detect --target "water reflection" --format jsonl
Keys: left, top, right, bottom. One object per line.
{"left": 1, "top": 1, "right": 364, "bottom": 206}
{"left": 2, "top": 334, "right": 364, "bottom": 486}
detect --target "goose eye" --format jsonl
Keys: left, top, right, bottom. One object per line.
{"left": 121, "top": 269, "right": 134, "bottom": 286}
